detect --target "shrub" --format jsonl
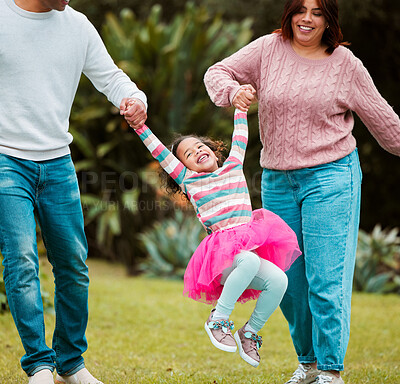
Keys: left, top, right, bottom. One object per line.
{"left": 138, "top": 210, "right": 205, "bottom": 279}
{"left": 354, "top": 225, "right": 400, "bottom": 294}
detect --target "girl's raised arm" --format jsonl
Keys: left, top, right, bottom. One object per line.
{"left": 134, "top": 125, "right": 187, "bottom": 185}
{"left": 225, "top": 109, "right": 248, "bottom": 165}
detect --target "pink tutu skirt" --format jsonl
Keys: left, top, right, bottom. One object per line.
{"left": 183, "top": 208, "right": 301, "bottom": 305}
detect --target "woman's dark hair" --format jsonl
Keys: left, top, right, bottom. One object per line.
{"left": 160, "top": 135, "right": 227, "bottom": 198}
{"left": 274, "top": 0, "right": 349, "bottom": 54}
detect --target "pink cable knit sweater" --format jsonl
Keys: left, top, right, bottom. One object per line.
{"left": 204, "top": 33, "right": 400, "bottom": 170}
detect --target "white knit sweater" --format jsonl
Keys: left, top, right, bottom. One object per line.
{"left": 0, "top": 0, "right": 147, "bottom": 160}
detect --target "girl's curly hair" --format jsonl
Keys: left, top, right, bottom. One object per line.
{"left": 159, "top": 134, "right": 227, "bottom": 199}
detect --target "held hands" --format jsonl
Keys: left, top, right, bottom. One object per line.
{"left": 120, "top": 98, "right": 147, "bottom": 130}
{"left": 232, "top": 84, "right": 257, "bottom": 112}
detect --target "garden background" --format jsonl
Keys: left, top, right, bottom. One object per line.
{"left": 1, "top": 0, "right": 400, "bottom": 382}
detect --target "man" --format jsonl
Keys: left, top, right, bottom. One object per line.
{"left": 0, "top": 0, "right": 146, "bottom": 383}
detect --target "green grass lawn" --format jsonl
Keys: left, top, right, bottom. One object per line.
{"left": 1, "top": 259, "right": 399, "bottom": 383}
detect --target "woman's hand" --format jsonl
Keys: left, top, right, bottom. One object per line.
{"left": 120, "top": 98, "right": 147, "bottom": 130}
{"left": 232, "top": 84, "right": 257, "bottom": 112}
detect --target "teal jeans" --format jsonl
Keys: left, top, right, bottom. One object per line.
{"left": 261, "top": 149, "right": 362, "bottom": 371}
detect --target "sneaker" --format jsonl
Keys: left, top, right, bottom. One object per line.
{"left": 315, "top": 372, "right": 344, "bottom": 384}
{"left": 204, "top": 309, "right": 237, "bottom": 352}
{"left": 284, "top": 364, "right": 320, "bottom": 384}
{"left": 234, "top": 323, "right": 262, "bottom": 368}
{"left": 55, "top": 368, "right": 103, "bottom": 384}
{"left": 28, "top": 369, "right": 54, "bottom": 384}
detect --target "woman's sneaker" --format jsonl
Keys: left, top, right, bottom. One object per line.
{"left": 284, "top": 364, "right": 320, "bottom": 383}
{"left": 234, "top": 324, "right": 263, "bottom": 368}
{"left": 315, "top": 372, "right": 344, "bottom": 384}
{"left": 28, "top": 369, "right": 54, "bottom": 384}
{"left": 55, "top": 368, "right": 103, "bottom": 384}
{"left": 204, "top": 309, "right": 237, "bottom": 352}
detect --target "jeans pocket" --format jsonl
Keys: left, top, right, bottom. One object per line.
{"left": 331, "top": 153, "right": 351, "bottom": 168}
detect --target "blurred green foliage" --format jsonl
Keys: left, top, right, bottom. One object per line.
{"left": 354, "top": 225, "right": 400, "bottom": 294}
{"left": 0, "top": 265, "right": 7, "bottom": 313}
{"left": 101, "top": 4, "right": 252, "bottom": 136}
{"left": 138, "top": 210, "right": 205, "bottom": 279}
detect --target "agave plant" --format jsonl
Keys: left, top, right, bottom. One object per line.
{"left": 138, "top": 210, "right": 205, "bottom": 279}
{"left": 354, "top": 225, "right": 400, "bottom": 294}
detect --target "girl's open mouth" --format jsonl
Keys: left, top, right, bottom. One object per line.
{"left": 198, "top": 154, "right": 209, "bottom": 163}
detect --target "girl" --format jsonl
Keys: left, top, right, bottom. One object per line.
{"left": 129, "top": 105, "right": 301, "bottom": 367}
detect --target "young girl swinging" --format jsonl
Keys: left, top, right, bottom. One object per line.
{"left": 127, "top": 103, "right": 301, "bottom": 367}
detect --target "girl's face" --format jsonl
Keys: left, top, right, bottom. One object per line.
{"left": 176, "top": 137, "right": 219, "bottom": 173}
{"left": 291, "top": 0, "right": 328, "bottom": 49}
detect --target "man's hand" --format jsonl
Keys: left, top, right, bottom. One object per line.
{"left": 120, "top": 98, "right": 147, "bottom": 130}
{"left": 232, "top": 84, "right": 257, "bottom": 112}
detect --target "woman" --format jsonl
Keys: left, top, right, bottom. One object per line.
{"left": 203, "top": 0, "right": 400, "bottom": 383}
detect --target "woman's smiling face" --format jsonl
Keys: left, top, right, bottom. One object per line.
{"left": 291, "top": 0, "right": 328, "bottom": 49}
{"left": 176, "top": 137, "right": 219, "bottom": 173}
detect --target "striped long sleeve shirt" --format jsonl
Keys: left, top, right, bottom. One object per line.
{"left": 135, "top": 110, "right": 252, "bottom": 234}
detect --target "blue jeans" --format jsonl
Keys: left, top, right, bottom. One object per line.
{"left": 0, "top": 154, "right": 89, "bottom": 376}
{"left": 261, "top": 150, "right": 362, "bottom": 371}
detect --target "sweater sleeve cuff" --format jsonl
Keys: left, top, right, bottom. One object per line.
{"left": 229, "top": 85, "right": 242, "bottom": 106}
{"left": 129, "top": 90, "right": 148, "bottom": 111}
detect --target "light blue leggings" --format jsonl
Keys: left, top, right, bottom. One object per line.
{"left": 216, "top": 250, "right": 288, "bottom": 332}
